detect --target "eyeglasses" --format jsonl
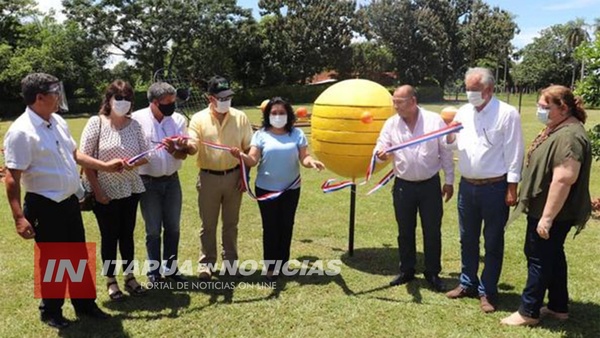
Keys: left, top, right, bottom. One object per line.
{"left": 114, "top": 95, "right": 132, "bottom": 101}
{"left": 392, "top": 97, "right": 411, "bottom": 104}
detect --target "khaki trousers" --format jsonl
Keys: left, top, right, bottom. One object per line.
{"left": 197, "top": 169, "right": 243, "bottom": 266}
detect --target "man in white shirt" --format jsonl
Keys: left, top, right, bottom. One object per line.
{"left": 3, "top": 73, "right": 123, "bottom": 329}
{"left": 445, "top": 67, "right": 524, "bottom": 313}
{"left": 375, "top": 85, "right": 454, "bottom": 292}
{"left": 132, "top": 82, "right": 196, "bottom": 283}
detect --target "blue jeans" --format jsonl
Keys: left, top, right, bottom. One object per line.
{"left": 518, "top": 216, "right": 572, "bottom": 318}
{"left": 140, "top": 174, "right": 182, "bottom": 277}
{"left": 458, "top": 179, "right": 509, "bottom": 297}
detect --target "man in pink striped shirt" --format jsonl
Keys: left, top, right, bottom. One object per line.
{"left": 375, "top": 85, "right": 454, "bottom": 292}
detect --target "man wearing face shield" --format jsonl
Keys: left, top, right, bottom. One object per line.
{"left": 132, "top": 82, "right": 197, "bottom": 283}
{"left": 188, "top": 76, "right": 253, "bottom": 280}
{"left": 3, "top": 73, "right": 123, "bottom": 328}
{"left": 444, "top": 67, "right": 524, "bottom": 313}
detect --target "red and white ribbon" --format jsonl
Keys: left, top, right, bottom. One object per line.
{"left": 323, "top": 123, "right": 463, "bottom": 195}
{"left": 201, "top": 141, "right": 301, "bottom": 201}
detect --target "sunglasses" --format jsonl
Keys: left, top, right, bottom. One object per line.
{"left": 114, "top": 95, "right": 132, "bottom": 101}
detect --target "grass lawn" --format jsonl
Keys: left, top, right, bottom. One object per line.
{"left": 1, "top": 95, "right": 599, "bottom": 337}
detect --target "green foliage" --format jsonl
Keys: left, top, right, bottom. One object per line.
{"left": 588, "top": 124, "right": 600, "bottom": 162}
{"left": 0, "top": 17, "right": 106, "bottom": 100}
{"left": 364, "top": 0, "right": 517, "bottom": 87}
{"left": 257, "top": 0, "right": 359, "bottom": 85}
{"left": 575, "top": 31, "right": 600, "bottom": 107}
{"left": 231, "top": 83, "right": 335, "bottom": 107}
{"left": 415, "top": 86, "right": 444, "bottom": 102}
{"left": 513, "top": 21, "right": 589, "bottom": 89}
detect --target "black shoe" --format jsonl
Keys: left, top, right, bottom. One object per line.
{"left": 76, "top": 305, "right": 111, "bottom": 320}
{"left": 389, "top": 273, "right": 415, "bottom": 286}
{"left": 425, "top": 275, "right": 445, "bottom": 292}
{"left": 166, "top": 273, "right": 187, "bottom": 283}
{"left": 40, "top": 313, "right": 71, "bottom": 329}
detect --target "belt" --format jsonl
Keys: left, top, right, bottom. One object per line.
{"left": 395, "top": 173, "right": 438, "bottom": 184}
{"left": 200, "top": 165, "right": 240, "bottom": 176}
{"left": 141, "top": 172, "right": 178, "bottom": 181}
{"left": 462, "top": 174, "right": 506, "bottom": 186}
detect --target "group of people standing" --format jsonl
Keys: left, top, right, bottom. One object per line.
{"left": 3, "top": 73, "right": 323, "bottom": 329}
{"left": 378, "top": 67, "right": 591, "bottom": 327}
{"left": 3, "top": 68, "right": 592, "bottom": 329}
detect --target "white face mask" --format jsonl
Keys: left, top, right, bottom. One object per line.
{"left": 215, "top": 99, "right": 231, "bottom": 113}
{"left": 536, "top": 107, "right": 550, "bottom": 125}
{"left": 466, "top": 91, "right": 486, "bottom": 107}
{"left": 112, "top": 100, "right": 131, "bottom": 116}
{"left": 269, "top": 115, "right": 287, "bottom": 129}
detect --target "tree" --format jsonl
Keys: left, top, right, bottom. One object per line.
{"left": 363, "top": 0, "right": 517, "bottom": 86}
{"left": 0, "top": 0, "right": 37, "bottom": 46}
{"left": 350, "top": 41, "right": 394, "bottom": 80}
{"left": 566, "top": 19, "right": 590, "bottom": 88}
{"left": 0, "top": 16, "right": 106, "bottom": 100}
{"left": 512, "top": 23, "right": 576, "bottom": 90}
{"left": 63, "top": 0, "right": 254, "bottom": 82}
{"left": 574, "top": 31, "right": 600, "bottom": 107}
{"left": 258, "top": 0, "right": 359, "bottom": 85}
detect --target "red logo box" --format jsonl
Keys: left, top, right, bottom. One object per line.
{"left": 34, "top": 242, "right": 97, "bottom": 299}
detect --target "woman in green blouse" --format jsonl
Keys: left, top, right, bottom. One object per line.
{"left": 502, "top": 85, "right": 592, "bottom": 326}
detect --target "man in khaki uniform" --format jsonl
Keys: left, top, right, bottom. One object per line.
{"left": 188, "top": 76, "right": 253, "bottom": 279}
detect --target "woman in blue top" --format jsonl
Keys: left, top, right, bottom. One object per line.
{"left": 232, "top": 97, "right": 324, "bottom": 280}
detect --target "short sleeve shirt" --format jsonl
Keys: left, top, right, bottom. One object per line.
{"left": 251, "top": 128, "right": 307, "bottom": 191}
{"left": 79, "top": 115, "right": 148, "bottom": 200}
{"left": 520, "top": 122, "right": 591, "bottom": 225}
{"left": 3, "top": 108, "right": 80, "bottom": 202}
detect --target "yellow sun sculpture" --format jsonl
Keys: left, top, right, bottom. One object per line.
{"left": 311, "top": 79, "right": 395, "bottom": 179}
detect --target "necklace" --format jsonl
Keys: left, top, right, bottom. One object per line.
{"left": 525, "top": 116, "right": 573, "bottom": 167}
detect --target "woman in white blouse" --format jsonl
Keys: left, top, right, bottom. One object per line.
{"left": 80, "top": 80, "right": 150, "bottom": 300}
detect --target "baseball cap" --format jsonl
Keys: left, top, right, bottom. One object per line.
{"left": 207, "top": 76, "right": 234, "bottom": 98}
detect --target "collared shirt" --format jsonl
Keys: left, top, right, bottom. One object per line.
{"left": 131, "top": 107, "right": 188, "bottom": 177}
{"left": 3, "top": 107, "right": 80, "bottom": 202}
{"left": 375, "top": 107, "right": 454, "bottom": 185}
{"left": 448, "top": 96, "right": 524, "bottom": 183}
{"left": 188, "top": 105, "right": 253, "bottom": 171}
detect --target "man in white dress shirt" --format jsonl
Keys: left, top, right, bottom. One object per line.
{"left": 3, "top": 73, "right": 122, "bottom": 329}
{"left": 445, "top": 67, "right": 524, "bottom": 313}
{"left": 132, "top": 82, "right": 196, "bottom": 283}
{"left": 375, "top": 85, "right": 454, "bottom": 292}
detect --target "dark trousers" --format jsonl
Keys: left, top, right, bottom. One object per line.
{"left": 392, "top": 174, "right": 443, "bottom": 277}
{"left": 518, "top": 216, "right": 573, "bottom": 318}
{"left": 23, "top": 193, "right": 96, "bottom": 318}
{"left": 256, "top": 186, "right": 301, "bottom": 272}
{"left": 93, "top": 194, "right": 140, "bottom": 277}
{"left": 457, "top": 179, "right": 508, "bottom": 297}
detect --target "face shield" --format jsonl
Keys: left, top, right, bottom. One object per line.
{"left": 47, "top": 81, "right": 69, "bottom": 112}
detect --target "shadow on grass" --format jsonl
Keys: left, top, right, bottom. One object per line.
{"left": 58, "top": 317, "right": 128, "bottom": 338}
{"left": 341, "top": 247, "right": 429, "bottom": 276}
{"left": 101, "top": 284, "right": 192, "bottom": 321}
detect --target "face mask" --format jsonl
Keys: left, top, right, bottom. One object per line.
{"left": 158, "top": 102, "right": 176, "bottom": 116}
{"left": 536, "top": 107, "right": 550, "bottom": 125}
{"left": 215, "top": 99, "right": 231, "bottom": 114}
{"left": 112, "top": 100, "right": 131, "bottom": 117}
{"left": 269, "top": 115, "right": 287, "bottom": 129}
{"left": 466, "top": 91, "right": 485, "bottom": 107}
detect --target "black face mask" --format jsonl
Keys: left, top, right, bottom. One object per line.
{"left": 158, "top": 102, "right": 176, "bottom": 116}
